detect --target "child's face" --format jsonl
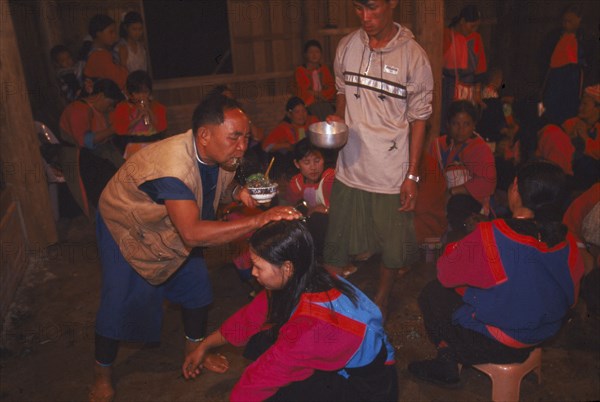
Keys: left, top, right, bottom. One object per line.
{"left": 288, "top": 104, "right": 308, "bottom": 126}
{"left": 127, "top": 22, "right": 144, "bottom": 41}
{"left": 96, "top": 23, "right": 118, "bottom": 47}
{"left": 128, "top": 90, "right": 151, "bottom": 105}
{"left": 56, "top": 51, "right": 74, "bottom": 69}
{"left": 305, "top": 46, "right": 322, "bottom": 65}
{"left": 294, "top": 151, "right": 324, "bottom": 183}
{"left": 448, "top": 112, "right": 475, "bottom": 145}
{"left": 562, "top": 12, "right": 581, "bottom": 33}
{"left": 459, "top": 19, "right": 478, "bottom": 36}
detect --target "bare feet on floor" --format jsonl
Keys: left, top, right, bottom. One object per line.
{"left": 324, "top": 263, "right": 358, "bottom": 278}
{"left": 373, "top": 294, "right": 389, "bottom": 322}
{"left": 353, "top": 251, "right": 374, "bottom": 262}
{"left": 89, "top": 365, "right": 114, "bottom": 402}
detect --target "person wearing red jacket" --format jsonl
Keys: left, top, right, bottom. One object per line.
{"left": 111, "top": 70, "right": 167, "bottom": 158}
{"left": 293, "top": 39, "right": 336, "bottom": 120}
{"left": 83, "top": 14, "right": 129, "bottom": 91}
{"left": 408, "top": 161, "right": 584, "bottom": 387}
{"left": 183, "top": 220, "right": 398, "bottom": 402}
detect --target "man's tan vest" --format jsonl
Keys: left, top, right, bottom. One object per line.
{"left": 99, "top": 130, "right": 235, "bottom": 285}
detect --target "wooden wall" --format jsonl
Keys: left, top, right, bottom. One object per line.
{"left": 1, "top": 0, "right": 59, "bottom": 321}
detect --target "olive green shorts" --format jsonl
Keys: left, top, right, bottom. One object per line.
{"left": 323, "top": 180, "right": 419, "bottom": 269}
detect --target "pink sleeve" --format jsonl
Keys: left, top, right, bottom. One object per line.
{"left": 262, "top": 123, "right": 293, "bottom": 151}
{"left": 535, "top": 125, "right": 574, "bottom": 175}
{"left": 462, "top": 140, "right": 496, "bottom": 202}
{"left": 220, "top": 291, "right": 268, "bottom": 347}
{"left": 437, "top": 223, "right": 505, "bottom": 289}
{"left": 230, "top": 316, "right": 361, "bottom": 402}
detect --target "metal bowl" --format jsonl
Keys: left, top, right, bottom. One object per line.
{"left": 308, "top": 121, "right": 349, "bottom": 149}
{"left": 246, "top": 182, "right": 279, "bottom": 204}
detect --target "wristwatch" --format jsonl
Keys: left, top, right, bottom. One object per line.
{"left": 406, "top": 174, "right": 420, "bottom": 183}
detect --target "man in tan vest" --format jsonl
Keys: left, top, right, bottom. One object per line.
{"left": 90, "top": 95, "right": 302, "bottom": 402}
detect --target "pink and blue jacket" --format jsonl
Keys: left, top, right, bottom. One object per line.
{"left": 438, "top": 219, "right": 584, "bottom": 348}
{"left": 220, "top": 281, "right": 394, "bottom": 402}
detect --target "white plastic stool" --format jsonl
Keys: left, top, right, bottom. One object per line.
{"left": 472, "top": 347, "right": 542, "bottom": 402}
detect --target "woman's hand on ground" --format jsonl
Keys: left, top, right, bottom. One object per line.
{"left": 202, "top": 353, "right": 230, "bottom": 374}
{"left": 182, "top": 347, "right": 206, "bottom": 379}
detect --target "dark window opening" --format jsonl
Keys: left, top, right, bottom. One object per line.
{"left": 143, "top": 0, "right": 233, "bottom": 79}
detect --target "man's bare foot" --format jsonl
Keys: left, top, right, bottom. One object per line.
{"left": 89, "top": 364, "right": 114, "bottom": 402}
{"left": 374, "top": 265, "right": 397, "bottom": 323}
{"left": 323, "top": 263, "right": 357, "bottom": 278}
{"left": 353, "top": 251, "right": 374, "bottom": 262}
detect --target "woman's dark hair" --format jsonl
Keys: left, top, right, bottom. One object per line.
{"left": 249, "top": 220, "right": 357, "bottom": 335}
{"left": 447, "top": 100, "right": 479, "bottom": 123}
{"left": 449, "top": 4, "right": 481, "bottom": 27}
{"left": 88, "top": 14, "right": 115, "bottom": 38}
{"left": 283, "top": 96, "right": 305, "bottom": 123}
{"left": 514, "top": 161, "right": 568, "bottom": 246}
{"left": 90, "top": 79, "right": 125, "bottom": 101}
{"left": 293, "top": 138, "right": 322, "bottom": 162}
{"left": 192, "top": 94, "right": 243, "bottom": 133}
{"left": 126, "top": 70, "right": 152, "bottom": 94}
{"left": 119, "top": 11, "right": 144, "bottom": 38}
{"left": 303, "top": 39, "right": 322, "bottom": 54}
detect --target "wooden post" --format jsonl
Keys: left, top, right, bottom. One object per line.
{"left": 0, "top": 1, "right": 58, "bottom": 247}
{"left": 411, "top": 0, "right": 444, "bottom": 140}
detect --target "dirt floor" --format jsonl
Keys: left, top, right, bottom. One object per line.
{"left": 0, "top": 216, "right": 599, "bottom": 402}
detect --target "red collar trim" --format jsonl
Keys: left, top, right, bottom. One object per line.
{"left": 301, "top": 288, "right": 342, "bottom": 303}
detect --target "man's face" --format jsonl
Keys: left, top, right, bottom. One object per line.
{"left": 353, "top": 0, "right": 397, "bottom": 39}
{"left": 198, "top": 108, "right": 250, "bottom": 170}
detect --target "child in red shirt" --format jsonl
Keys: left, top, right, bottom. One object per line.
{"left": 111, "top": 70, "right": 167, "bottom": 158}
{"left": 287, "top": 138, "right": 335, "bottom": 258}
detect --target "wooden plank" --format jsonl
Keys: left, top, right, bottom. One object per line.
{"left": 0, "top": 196, "right": 29, "bottom": 322}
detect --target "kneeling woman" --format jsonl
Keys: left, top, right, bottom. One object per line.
{"left": 183, "top": 220, "right": 397, "bottom": 402}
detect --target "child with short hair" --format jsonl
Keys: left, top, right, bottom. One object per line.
{"left": 287, "top": 138, "right": 335, "bottom": 259}
{"left": 111, "top": 70, "right": 167, "bottom": 158}
{"left": 50, "top": 44, "right": 81, "bottom": 102}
